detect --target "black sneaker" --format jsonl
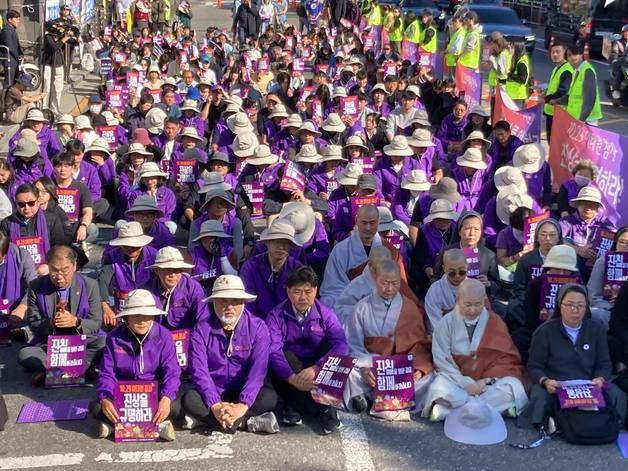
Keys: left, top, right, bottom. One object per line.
{"left": 282, "top": 405, "right": 303, "bottom": 425}
{"left": 352, "top": 394, "right": 369, "bottom": 413}
{"left": 320, "top": 407, "right": 342, "bottom": 435}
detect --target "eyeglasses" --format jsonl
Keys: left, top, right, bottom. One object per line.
{"left": 447, "top": 269, "right": 467, "bottom": 278}
{"left": 616, "top": 240, "right": 628, "bottom": 248}
{"left": 561, "top": 302, "right": 587, "bottom": 311}
{"left": 17, "top": 200, "right": 37, "bottom": 208}
{"left": 538, "top": 231, "right": 558, "bottom": 239}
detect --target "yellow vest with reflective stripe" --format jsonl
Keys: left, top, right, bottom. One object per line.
{"left": 404, "top": 19, "right": 422, "bottom": 44}
{"left": 487, "top": 48, "right": 512, "bottom": 87}
{"left": 367, "top": 3, "right": 382, "bottom": 26}
{"left": 543, "top": 61, "right": 574, "bottom": 116}
{"left": 421, "top": 25, "right": 437, "bottom": 53}
{"left": 445, "top": 27, "right": 465, "bottom": 67}
{"left": 566, "top": 61, "right": 603, "bottom": 122}
{"left": 458, "top": 28, "right": 481, "bottom": 69}
{"left": 505, "top": 54, "right": 531, "bottom": 100}
{"left": 390, "top": 17, "right": 403, "bottom": 42}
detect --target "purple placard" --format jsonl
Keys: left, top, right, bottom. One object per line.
{"left": 293, "top": 57, "right": 305, "bottom": 72}
{"left": 455, "top": 65, "right": 482, "bottom": 108}
{"left": 114, "top": 380, "right": 159, "bottom": 442}
{"left": 242, "top": 182, "right": 264, "bottom": 219}
{"left": 105, "top": 90, "right": 127, "bottom": 110}
{"left": 326, "top": 179, "right": 339, "bottom": 194}
{"left": 618, "top": 433, "right": 628, "bottom": 458}
{"left": 14, "top": 235, "right": 45, "bottom": 267}
{"left": 523, "top": 211, "right": 550, "bottom": 252}
{"left": 0, "top": 298, "right": 9, "bottom": 347}
{"left": 556, "top": 383, "right": 606, "bottom": 409}
{"left": 401, "top": 40, "right": 417, "bottom": 62}
{"left": 372, "top": 354, "right": 414, "bottom": 412}
{"left": 462, "top": 247, "right": 481, "bottom": 278}
{"left": 339, "top": 96, "right": 358, "bottom": 118}
{"left": 351, "top": 155, "right": 374, "bottom": 174}
{"left": 45, "top": 335, "right": 87, "bottom": 388}
{"left": 56, "top": 187, "right": 81, "bottom": 223}
{"left": 173, "top": 159, "right": 197, "bottom": 184}
{"left": 96, "top": 125, "right": 118, "bottom": 150}
{"left": 16, "top": 399, "right": 90, "bottom": 423}
{"left": 99, "top": 58, "right": 112, "bottom": 75}
{"left": 171, "top": 329, "right": 190, "bottom": 370}
{"left": 311, "top": 355, "right": 356, "bottom": 408}
{"left": 589, "top": 228, "right": 616, "bottom": 268}
{"left": 604, "top": 251, "right": 628, "bottom": 297}
{"left": 351, "top": 196, "right": 381, "bottom": 219}
{"left": 279, "top": 160, "right": 306, "bottom": 193}
{"left": 539, "top": 273, "right": 580, "bottom": 321}
{"left": 386, "top": 233, "right": 403, "bottom": 250}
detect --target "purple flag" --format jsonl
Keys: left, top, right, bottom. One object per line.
{"left": 455, "top": 65, "right": 482, "bottom": 109}
{"left": 311, "top": 355, "right": 356, "bottom": 409}
{"left": 45, "top": 335, "right": 87, "bottom": 388}
{"left": 113, "top": 381, "right": 159, "bottom": 442}
{"left": 371, "top": 354, "right": 415, "bottom": 412}
{"left": 17, "top": 399, "right": 90, "bottom": 423}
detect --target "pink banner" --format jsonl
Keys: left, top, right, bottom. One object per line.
{"left": 455, "top": 65, "right": 482, "bottom": 109}
{"left": 492, "top": 85, "right": 542, "bottom": 143}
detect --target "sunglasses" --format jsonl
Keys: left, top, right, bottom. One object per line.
{"left": 17, "top": 200, "right": 37, "bottom": 208}
{"left": 446, "top": 269, "right": 467, "bottom": 278}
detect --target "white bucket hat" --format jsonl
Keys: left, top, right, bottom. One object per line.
{"left": 56, "top": 113, "right": 75, "bottom": 125}
{"left": 116, "top": 289, "right": 167, "bottom": 318}
{"left": 332, "top": 86, "right": 348, "bottom": 99}
{"left": 337, "top": 163, "right": 363, "bottom": 186}
{"left": 125, "top": 142, "right": 153, "bottom": 157}
{"left": 149, "top": 246, "right": 194, "bottom": 269}
{"left": 344, "top": 135, "right": 368, "bottom": 152}
{"left": 463, "top": 130, "right": 491, "bottom": 152}
{"left": 259, "top": 220, "right": 302, "bottom": 247}
{"left": 233, "top": 133, "right": 260, "bottom": 157}
{"left": 249, "top": 145, "right": 279, "bottom": 166}
{"left": 296, "top": 121, "right": 322, "bottom": 137}
{"left": 407, "top": 128, "right": 435, "bottom": 148}
{"left": 180, "top": 99, "right": 199, "bottom": 112}
{"left": 269, "top": 103, "right": 289, "bottom": 119}
{"left": 193, "top": 219, "right": 230, "bottom": 242}
{"left": 86, "top": 138, "right": 111, "bottom": 156}
{"left": 383, "top": 135, "right": 413, "bottom": 157}
{"left": 542, "top": 245, "right": 578, "bottom": 271}
{"left": 74, "top": 115, "right": 93, "bottom": 130}
{"left": 205, "top": 274, "right": 257, "bottom": 301}
{"left": 101, "top": 110, "right": 119, "bottom": 126}
{"left": 199, "top": 172, "right": 231, "bottom": 193}
{"left": 26, "top": 109, "right": 48, "bottom": 122}
{"left": 401, "top": 170, "right": 431, "bottom": 192}
{"left": 278, "top": 202, "right": 316, "bottom": 246}
{"left": 295, "top": 144, "right": 322, "bottom": 164}
{"left": 513, "top": 143, "right": 545, "bottom": 174}
{"left": 285, "top": 114, "right": 303, "bottom": 129}
{"left": 444, "top": 399, "right": 507, "bottom": 446}
{"left": 321, "top": 144, "right": 346, "bottom": 162}
{"left": 180, "top": 126, "right": 202, "bottom": 141}
{"left": 456, "top": 148, "right": 487, "bottom": 170}
{"left": 424, "top": 198, "right": 459, "bottom": 223}
{"left": 110, "top": 221, "right": 154, "bottom": 247}
{"left": 370, "top": 83, "right": 390, "bottom": 96}
{"left": 570, "top": 186, "right": 604, "bottom": 207}
{"left": 145, "top": 107, "right": 167, "bottom": 134}
{"left": 429, "top": 177, "right": 462, "bottom": 203}
{"left": 377, "top": 206, "right": 409, "bottom": 238}
{"left": 227, "top": 112, "right": 254, "bottom": 135}
{"left": 225, "top": 103, "right": 243, "bottom": 114}
{"left": 494, "top": 166, "right": 526, "bottom": 192}
{"left": 139, "top": 162, "right": 168, "bottom": 179}
{"left": 496, "top": 188, "right": 535, "bottom": 225}
{"left": 322, "top": 113, "right": 346, "bottom": 133}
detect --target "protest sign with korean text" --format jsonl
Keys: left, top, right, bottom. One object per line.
{"left": 171, "top": 329, "right": 190, "bottom": 370}
{"left": 462, "top": 247, "right": 481, "bottom": 278}
{"left": 557, "top": 381, "right": 606, "bottom": 409}
{"left": 311, "top": 355, "right": 356, "bottom": 409}
{"left": 339, "top": 96, "right": 359, "bottom": 118}
{"left": 114, "top": 380, "right": 159, "bottom": 442}
{"left": 242, "top": 182, "right": 264, "bottom": 219}
{"left": 523, "top": 211, "right": 550, "bottom": 252}
{"left": 45, "top": 335, "right": 87, "bottom": 388}
{"left": 280, "top": 160, "right": 306, "bottom": 193}
{"left": 351, "top": 195, "right": 381, "bottom": 219}
{"left": 455, "top": 65, "right": 482, "bottom": 109}
{"left": 604, "top": 251, "right": 628, "bottom": 298}
{"left": 539, "top": 273, "right": 581, "bottom": 321}
{"left": 371, "top": 354, "right": 415, "bottom": 412}
{"left": 492, "top": 86, "right": 542, "bottom": 143}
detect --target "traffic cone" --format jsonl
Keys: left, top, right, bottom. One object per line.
{"left": 217, "top": 0, "right": 222, "bottom": 7}
{"left": 526, "top": 80, "right": 540, "bottom": 108}
{"left": 584, "top": 42, "right": 590, "bottom": 60}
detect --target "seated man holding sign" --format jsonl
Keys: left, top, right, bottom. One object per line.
{"left": 345, "top": 260, "right": 434, "bottom": 419}
{"left": 93, "top": 289, "right": 181, "bottom": 441}
{"left": 19, "top": 245, "right": 104, "bottom": 385}
{"left": 266, "top": 266, "right": 348, "bottom": 434}
{"left": 183, "top": 275, "right": 280, "bottom": 434}
{"left": 518, "top": 284, "right": 627, "bottom": 431}
{"left": 422, "top": 279, "right": 527, "bottom": 421}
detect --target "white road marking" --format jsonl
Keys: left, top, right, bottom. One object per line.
{"left": 0, "top": 453, "right": 85, "bottom": 469}
{"left": 338, "top": 413, "right": 376, "bottom": 471}
{"left": 94, "top": 432, "right": 234, "bottom": 463}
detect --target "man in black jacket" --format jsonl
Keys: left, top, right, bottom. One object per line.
{"left": 42, "top": 23, "right": 72, "bottom": 115}
{"left": 0, "top": 10, "right": 23, "bottom": 86}
{"left": 232, "top": 0, "right": 261, "bottom": 44}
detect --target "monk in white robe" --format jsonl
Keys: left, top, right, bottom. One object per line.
{"left": 424, "top": 248, "right": 468, "bottom": 332}
{"left": 344, "top": 260, "right": 434, "bottom": 418}
{"left": 422, "top": 279, "right": 528, "bottom": 421}
{"left": 334, "top": 246, "right": 392, "bottom": 326}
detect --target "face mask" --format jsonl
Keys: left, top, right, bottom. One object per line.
{"left": 574, "top": 175, "right": 590, "bottom": 187}
{"left": 89, "top": 104, "right": 102, "bottom": 114}
{"left": 512, "top": 227, "right": 524, "bottom": 243}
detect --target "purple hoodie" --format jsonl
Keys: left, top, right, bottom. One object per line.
{"left": 129, "top": 186, "right": 177, "bottom": 223}
{"left": 436, "top": 113, "right": 468, "bottom": 151}
{"left": 75, "top": 161, "right": 102, "bottom": 200}
{"left": 373, "top": 156, "right": 421, "bottom": 202}
{"left": 188, "top": 309, "right": 270, "bottom": 407}
{"left": 266, "top": 298, "right": 349, "bottom": 381}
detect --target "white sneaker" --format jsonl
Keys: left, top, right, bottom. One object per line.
{"left": 181, "top": 414, "right": 202, "bottom": 430}
{"left": 612, "top": 90, "right": 621, "bottom": 100}
{"left": 428, "top": 404, "right": 450, "bottom": 422}
{"left": 158, "top": 420, "right": 176, "bottom": 441}
{"left": 98, "top": 421, "right": 113, "bottom": 438}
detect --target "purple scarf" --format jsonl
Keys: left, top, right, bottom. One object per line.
{"left": 0, "top": 245, "right": 23, "bottom": 308}
{"left": 9, "top": 210, "right": 51, "bottom": 267}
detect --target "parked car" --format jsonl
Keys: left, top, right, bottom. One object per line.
{"left": 400, "top": 0, "right": 448, "bottom": 31}
{"left": 544, "top": 0, "right": 628, "bottom": 57}
{"left": 464, "top": 5, "right": 536, "bottom": 55}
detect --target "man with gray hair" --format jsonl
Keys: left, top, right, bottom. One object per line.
{"left": 345, "top": 260, "right": 434, "bottom": 419}
{"left": 422, "top": 279, "right": 527, "bottom": 421}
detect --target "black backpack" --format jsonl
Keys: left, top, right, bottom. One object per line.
{"left": 555, "top": 407, "right": 620, "bottom": 445}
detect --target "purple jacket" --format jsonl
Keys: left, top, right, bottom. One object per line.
{"left": 144, "top": 274, "right": 210, "bottom": 330}
{"left": 326, "top": 187, "right": 354, "bottom": 242}
{"left": 9, "top": 125, "right": 62, "bottom": 160}
{"left": 85, "top": 154, "right": 117, "bottom": 186}
{"left": 391, "top": 189, "right": 429, "bottom": 225}
{"left": 188, "top": 309, "right": 270, "bottom": 407}
{"left": 517, "top": 161, "right": 552, "bottom": 208}
{"left": 129, "top": 186, "right": 177, "bottom": 222}
{"left": 373, "top": 156, "right": 421, "bottom": 202}
{"left": 180, "top": 115, "right": 206, "bottom": 139}
{"left": 307, "top": 164, "right": 343, "bottom": 196}
{"left": 486, "top": 136, "right": 523, "bottom": 174}
{"left": 412, "top": 147, "right": 438, "bottom": 182}
{"left": 559, "top": 212, "right": 613, "bottom": 247}
{"left": 238, "top": 163, "right": 282, "bottom": 191}
{"left": 436, "top": 114, "right": 468, "bottom": 151}
{"left": 452, "top": 166, "right": 486, "bottom": 212}
{"left": 148, "top": 221, "right": 176, "bottom": 249}
{"left": 97, "top": 322, "right": 181, "bottom": 401}
{"left": 239, "top": 253, "right": 303, "bottom": 319}
{"left": 496, "top": 226, "right": 523, "bottom": 257}
{"left": 266, "top": 299, "right": 348, "bottom": 381}
{"left": 12, "top": 157, "right": 55, "bottom": 186}
{"left": 482, "top": 197, "right": 506, "bottom": 250}
{"left": 76, "top": 161, "right": 102, "bottom": 200}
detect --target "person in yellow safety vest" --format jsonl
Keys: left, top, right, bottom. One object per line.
{"left": 388, "top": 6, "right": 404, "bottom": 55}
{"left": 419, "top": 9, "right": 437, "bottom": 54}
{"left": 558, "top": 44, "right": 603, "bottom": 125}
{"left": 445, "top": 16, "right": 465, "bottom": 77}
{"left": 487, "top": 32, "right": 512, "bottom": 114}
{"left": 504, "top": 41, "right": 531, "bottom": 108}
{"left": 366, "top": 0, "right": 383, "bottom": 27}
{"left": 458, "top": 11, "right": 481, "bottom": 70}
{"left": 404, "top": 12, "right": 423, "bottom": 46}
{"left": 542, "top": 43, "right": 574, "bottom": 142}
